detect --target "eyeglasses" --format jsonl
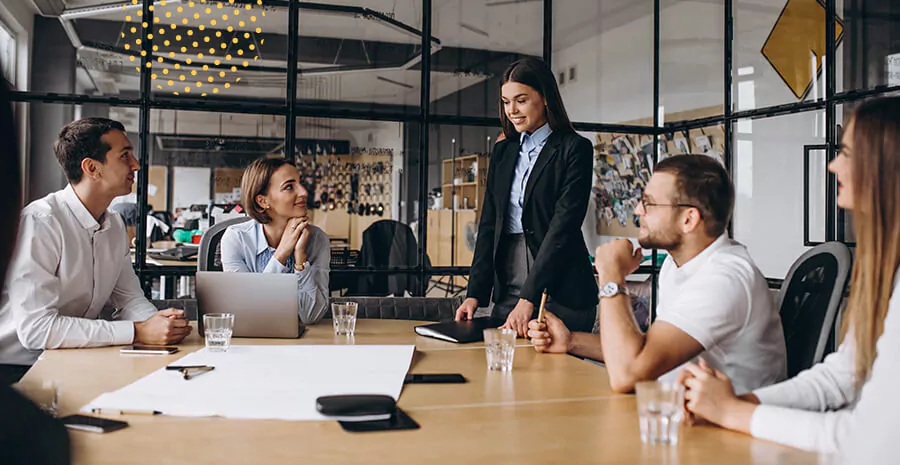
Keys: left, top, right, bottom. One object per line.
{"left": 640, "top": 197, "right": 701, "bottom": 214}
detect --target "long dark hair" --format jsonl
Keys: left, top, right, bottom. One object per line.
{"left": 499, "top": 57, "right": 574, "bottom": 140}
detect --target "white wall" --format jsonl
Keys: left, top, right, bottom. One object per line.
{"left": 172, "top": 166, "right": 211, "bottom": 211}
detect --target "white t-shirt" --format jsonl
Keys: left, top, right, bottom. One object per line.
{"left": 655, "top": 235, "right": 787, "bottom": 394}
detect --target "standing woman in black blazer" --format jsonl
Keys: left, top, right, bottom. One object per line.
{"left": 455, "top": 57, "right": 598, "bottom": 336}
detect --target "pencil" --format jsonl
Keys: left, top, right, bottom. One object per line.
{"left": 91, "top": 408, "right": 161, "bottom": 416}
{"left": 537, "top": 290, "right": 548, "bottom": 323}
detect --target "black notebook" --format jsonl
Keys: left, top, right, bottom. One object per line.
{"left": 414, "top": 318, "right": 504, "bottom": 344}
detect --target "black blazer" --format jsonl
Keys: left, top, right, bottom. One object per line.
{"left": 466, "top": 130, "right": 599, "bottom": 310}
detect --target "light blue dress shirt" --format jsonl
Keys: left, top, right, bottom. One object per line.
{"left": 506, "top": 123, "right": 552, "bottom": 234}
{"left": 219, "top": 220, "right": 330, "bottom": 324}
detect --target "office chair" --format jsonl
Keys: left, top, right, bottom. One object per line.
{"left": 777, "top": 242, "right": 852, "bottom": 378}
{"left": 197, "top": 216, "right": 251, "bottom": 272}
{"left": 347, "top": 220, "right": 428, "bottom": 297}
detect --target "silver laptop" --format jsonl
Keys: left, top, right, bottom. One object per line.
{"left": 196, "top": 272, "right": 305, "bottom": 338}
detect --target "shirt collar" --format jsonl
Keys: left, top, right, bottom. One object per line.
{"left": 675, "top": 234, "right": 730, "bottom": 275}
{"left": 519, "top": 122, "right": 552, "bottom": 149}
{"left": 61, "top": 184, "right": 107, "bottom": 231}
{"left": 254, "top": 221, "right": 274, "bottom": 256}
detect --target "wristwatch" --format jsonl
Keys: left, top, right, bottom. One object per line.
{"left": 294, "top": 260, "right": 310, "bottom": 272}
{"left": 598, "top": 282, "right": 628, "bottom": 299}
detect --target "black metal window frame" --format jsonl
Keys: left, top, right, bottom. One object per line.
{"left": 10, "top": 0, "right": 898, "bottom": 298}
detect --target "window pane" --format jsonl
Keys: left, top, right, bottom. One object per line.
{"left": 0, "top": 20, "right": 16, "bottom": 87}
{"left": 427, "top": 123, "right": 498, "bottom": 268}
{"left": 67, "top": 1, "right": 288, "bottom": 101}
{"left": 733, "top": 109, "right": 827, "bottom": 278}
{"left": 660, "top": 0, "right": 725, "bottom": 123}
{"left": 837, "top": 1, "right": 900, "bottom": 94}
{"left": 431, "top": 0, "right": 542, "bottom": 119}
{"left": 554, "top": 1, "right": 654, "bottom": 125}
{"left": 734, "top": 0, "right": 834, "bottom": 111}
{"left": 297, "top": 1, "right": 421, "bottom": 116}
{"left": 147, "top": 0, "right": 287, "bottom": 101}
{"left": 294, "top": 117, "right": 408, "bottom": 266}
{"left": 23, "top": 102, "right": 142, "bottom": 202}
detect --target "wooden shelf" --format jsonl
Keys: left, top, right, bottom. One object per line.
{"left": 442, "top": 154, "right": 482, "bottom": 163}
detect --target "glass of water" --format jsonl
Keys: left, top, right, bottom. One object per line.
{"left": 635, "top": 380, "right": 684, "bottom": 445}
{"left": 484, "top": 328, "right": 516, "bottom": 372}
{"left": 203, "top": 313, "right": 234, "bottom": 352}
{"left": 332, "top": 302, "right": 358, "bottom": 336}
{"left": 29, "top": 379, "right": 61, "bottom": 417}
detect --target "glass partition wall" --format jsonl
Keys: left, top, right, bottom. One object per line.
{"left": 14, "top": 0, "right": 896, "bottom": 301}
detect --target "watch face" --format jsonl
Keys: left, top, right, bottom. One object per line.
{"left": 601, "top": 282, "right": 620, "bottom": 297}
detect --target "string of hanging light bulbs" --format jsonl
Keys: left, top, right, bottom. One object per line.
{"left": 119, "top": 0, "right": 268, "bottom": 96}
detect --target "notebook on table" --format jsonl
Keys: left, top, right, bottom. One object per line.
{"left": 414, "top": 318, "right": 504, "bottom": 344}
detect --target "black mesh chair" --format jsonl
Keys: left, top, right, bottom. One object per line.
{"left": 197, "top": 217, "right": 250, "bottom": 272}
{"left": 347, "top": 220, "right": 428, "bottom": 297}
{"left": 778, "top": 242, "right": 852, "bottom": 378}
{"left": 326, "top": 297, "right": 461, "bottom": 322}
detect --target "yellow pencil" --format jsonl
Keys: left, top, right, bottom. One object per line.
{"left": 537, "top": 290, "right": 548, "bottom": 323}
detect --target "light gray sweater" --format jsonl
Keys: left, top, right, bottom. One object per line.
{"left": 748, "top": 270, "right": 899, "bottom": 463}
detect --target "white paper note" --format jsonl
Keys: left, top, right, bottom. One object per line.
{"left": 82, "top": 345, "right": 415, "bottom": 421}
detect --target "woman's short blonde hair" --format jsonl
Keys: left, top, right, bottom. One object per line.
{"left": 241, "top": 157, "right": 293, "bottom": 224}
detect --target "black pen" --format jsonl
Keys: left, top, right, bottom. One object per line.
{"left": 166, "top": 365, "right": 209, "bottom": 371}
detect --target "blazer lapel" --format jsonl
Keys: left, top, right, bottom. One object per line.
{"left": 493, "top": 139, "right": 520, "bottom": 227}
{"left": 523, "top": 132, "right": 561, "bottom": 207}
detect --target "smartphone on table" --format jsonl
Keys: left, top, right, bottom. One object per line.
{"left": 61, "top": 415, "right": 129, "bottom": 433}
{"left": 119, "top": 344, "right": 179, "bottom": 355}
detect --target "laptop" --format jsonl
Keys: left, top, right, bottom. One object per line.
{"left": 414, "top": 318, "right": 504, "bottom": 344}
{"left": 149, "top": 246, "right": 198, "bottom": 261}
{"left": 195, "top": 272, "right": 305, "bottom": 338}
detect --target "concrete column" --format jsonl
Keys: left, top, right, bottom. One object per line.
{"left": 27, "top": 16, "right": 76, "bottom": 201}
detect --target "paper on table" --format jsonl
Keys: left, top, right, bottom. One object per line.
{"left": 81, "top": 345, "right": 415, "bottom": 421}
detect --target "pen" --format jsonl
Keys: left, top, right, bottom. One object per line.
{"left": 91, "top": 408, "right": 161, "bottom": 416}
{"left": 182, "top": 366, "right": 215, "bottom": 380}
{"left": 166, "top": 365, "right": 209, "bottom": 370}
{"left": 537, "top": 290, "right": 549, "bottom": 323}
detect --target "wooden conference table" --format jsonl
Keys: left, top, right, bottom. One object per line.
{"left": 19, "top": 320, "right": 822, "bottom": 465}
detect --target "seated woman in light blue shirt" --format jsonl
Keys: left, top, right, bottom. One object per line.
{"left": 219, "top": 158, "right": 330, "bottom": 324}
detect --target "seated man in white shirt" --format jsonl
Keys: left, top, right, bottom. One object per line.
{"left": 0, "top": 117, "right": 191, "bottom": 383}
{"left": 528, "top": 154, "right": 786, "bottom": 394}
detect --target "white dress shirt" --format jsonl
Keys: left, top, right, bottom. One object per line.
{"left": 0, "top": 185, "right": 158, "bottom": 366}
{"left": 655, "top": 235, "right": 787, "bottom": 393}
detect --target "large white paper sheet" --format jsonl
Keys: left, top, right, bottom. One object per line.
{"left": 82, "top": 345, "right": 415, "bottom": 421}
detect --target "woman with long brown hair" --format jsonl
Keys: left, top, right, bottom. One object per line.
{"left": 678, "top": 97, "right": 900, "bottom": 462}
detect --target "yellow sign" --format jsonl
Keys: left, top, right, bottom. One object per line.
{"left": 761, "top": 0, "right": 844, "bottom": 100}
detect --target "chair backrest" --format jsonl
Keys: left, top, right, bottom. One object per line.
{"left": 348, "top": 220, "right": 424, "bottom": 296}
{"left": 777, "top": 242, "right": 852, "bottom": 378}
{"left": 197, "top": 216, "right": 251, "bottom": 272}
{"left": 327, "top": 296, "right": 462, "bottom": 321}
